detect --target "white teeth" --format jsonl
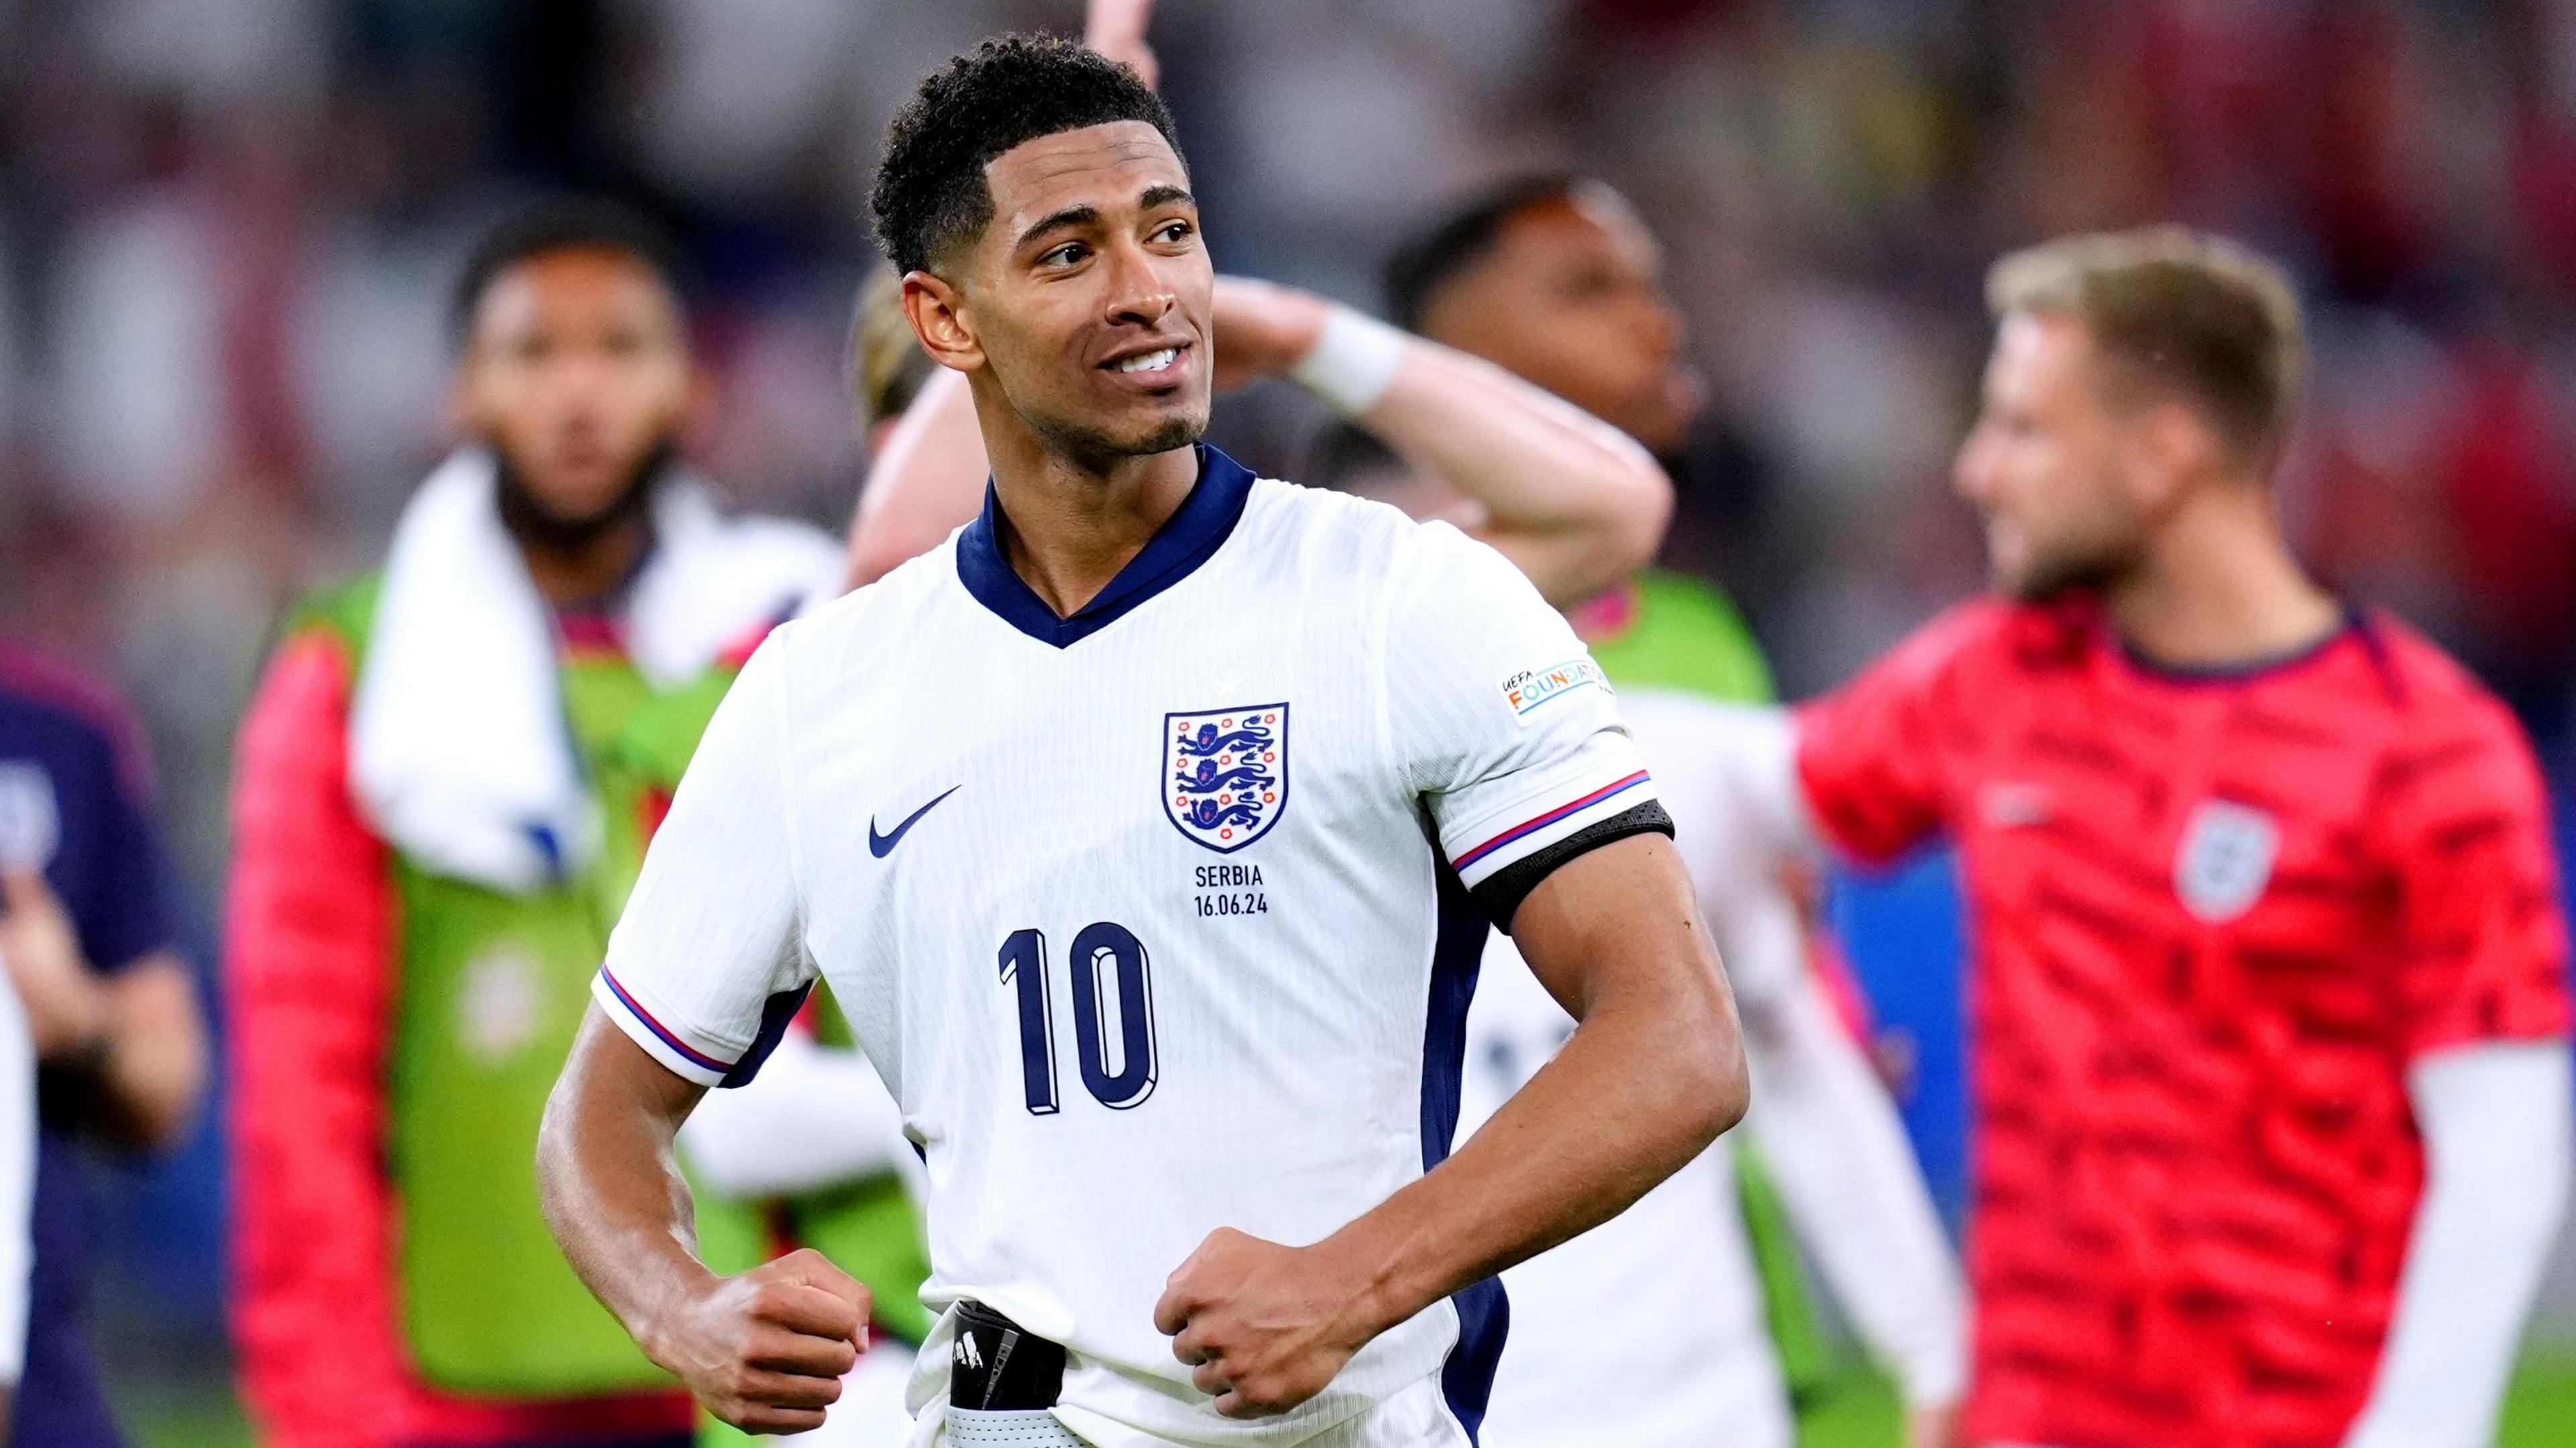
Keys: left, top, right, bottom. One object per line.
{"left": 1116, "top": 348, "right": 1179, "bottom": 374}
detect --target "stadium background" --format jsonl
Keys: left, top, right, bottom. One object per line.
{"left": 0, "top": 0, "right": 2573, "bottom": 1441}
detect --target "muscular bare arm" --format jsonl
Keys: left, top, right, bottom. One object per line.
{"left": 537, "top": 1010, "right": 874, "bottom": 1434}
{"left": 1220, "top": 279, "right": 1671, "bottom": 604}
{"left": 1153, "top": 831, "right": 1746, "bottom": 1416}
{"left": 1360, "top": 335, "right": 1673, "bottom": 606}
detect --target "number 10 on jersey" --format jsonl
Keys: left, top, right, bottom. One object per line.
{"left": 998, "top": 924, "right": 1159, "bottom": 1114}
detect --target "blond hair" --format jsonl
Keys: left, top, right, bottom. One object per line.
{"left": 850, "top": 264, "right": 936, "bottom": 427}
{"left": 1986, "top": 227, "right": 2306, "bottom": 463}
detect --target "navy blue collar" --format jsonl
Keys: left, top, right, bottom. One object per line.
{"left": 2115, "top": 603, "right": 2362, "bottom": 683}
{"left": 955, "top": 444, "right": 1256, "bottom": 648}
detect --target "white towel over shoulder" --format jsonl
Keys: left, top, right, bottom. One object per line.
{"left": 348, "top": 448, "right": 845, "bottom": 894}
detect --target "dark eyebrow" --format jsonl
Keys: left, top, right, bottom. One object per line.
{"left": 1016, "top": 204, "right": 1099, "bottom": 251}
{"left": 1015, "top": 186, "right": 1197, "bottom": 252}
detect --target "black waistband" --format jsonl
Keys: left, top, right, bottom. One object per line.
{"left": 950, "top": 1300, "right": 1067, "bottom": 1410}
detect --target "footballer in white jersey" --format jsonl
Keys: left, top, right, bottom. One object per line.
{"left": 602, "top": 457, "right": 1670, "bottom": 1445}
{"left": 539, "top": 34, "right": 1744, "bottom": 1448}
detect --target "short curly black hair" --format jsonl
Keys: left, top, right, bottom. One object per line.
{"left": 451, "top": 197, "right": 691, "bottom": 344}
{"left": 871, "top": 35, "right": 1183, "bottom": 278}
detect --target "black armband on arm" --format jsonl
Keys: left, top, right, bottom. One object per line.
{"left": 1470, "top": 800, "right": 1674, "bottom": 932}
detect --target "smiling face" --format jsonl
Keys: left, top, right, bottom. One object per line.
{"left": 908, "top": 120, "right": 1212, "bottom": 467}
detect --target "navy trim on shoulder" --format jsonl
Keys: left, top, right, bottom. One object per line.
{"left": 717, "top": 983, "right": 816, "bottom": 1089}
{"left": 2349, "top": 608, "right": 2409, "bottom": 706}
{"left": 955, "top": 445, "right": 1256, "bottom": 649}
{"left": 1424, "top": 841, "right": 1508, "bottom": 1441}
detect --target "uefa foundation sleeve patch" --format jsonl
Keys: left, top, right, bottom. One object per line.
{"left": 1499, "top": 659, "right": 1609, "bottom": 725}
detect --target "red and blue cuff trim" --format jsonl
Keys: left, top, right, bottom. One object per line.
{"left": 598, "top": 968, "right": 736, "bottom": 1076}
{"left": 1454, "top": 770, "right": 1652, "bottom": 872}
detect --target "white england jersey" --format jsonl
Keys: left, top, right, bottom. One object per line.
{"left": 596, "top": 449, "right": 1660, "bottom": 1448}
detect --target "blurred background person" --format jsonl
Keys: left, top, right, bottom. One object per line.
{"left": 1360, "top": 175, "right": 1957, "bottom": 1432}
{"left": 1374, "top": 174, "right": 1768, "bottom": 698}
{"left": 0, "top": 642, "right": 207, "bottom": 1448}
{"left": 223, "top": 200, "right": 846, "bottom": 1448}
{"left": 1688, "top": 229, "right": 2575, "bottom": 1448}
{"left": 1373, "top": 176, "right": 1966, "bottom": 1448}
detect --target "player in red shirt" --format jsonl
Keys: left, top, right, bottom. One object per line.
{"left": 1699, "top": 229, "right": 2573, "bottom": 1448}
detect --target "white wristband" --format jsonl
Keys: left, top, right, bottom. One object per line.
{"left": 1289, "top": 305, "right": 1409, "bottom": 418}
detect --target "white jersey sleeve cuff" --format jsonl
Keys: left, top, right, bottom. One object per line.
{"left": 594, "top": 968, "right": 743, "bottom": 1089}
{"left": 1446, "top": 768, "right": 1657, "bottom": 891}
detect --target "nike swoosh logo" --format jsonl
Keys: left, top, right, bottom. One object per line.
{"left": 869, "top": 786, "right": 960, "bottom": 858}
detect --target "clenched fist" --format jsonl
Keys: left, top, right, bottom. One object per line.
{"left": 1153, "top": 1227, "right": 1379, "bottom": 1418}
{"left": 644, "top": 1248, "right": 871, "bottom": 1434}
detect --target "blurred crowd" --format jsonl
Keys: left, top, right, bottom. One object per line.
{"left": 5, "top": 0, "right": 2576, "bottom": 1392}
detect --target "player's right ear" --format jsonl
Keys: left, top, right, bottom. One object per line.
{"left": 902, "top": 271, "right": 985, "bottom": 374}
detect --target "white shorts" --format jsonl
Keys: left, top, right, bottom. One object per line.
{"left": 943, "top": 1406, "right": 1088, "bottom": 1445}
